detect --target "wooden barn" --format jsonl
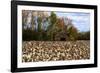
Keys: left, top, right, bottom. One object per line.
{"left": 54, "top": 30, "right": 69, "bottom": 41}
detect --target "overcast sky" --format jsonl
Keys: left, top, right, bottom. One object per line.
{"left": 54, "top": 12, "right": 90, "bottom": 32}
{"left": 47, "top": 11, "right": 90, "bottom": 32}
{"left": 25, "top": 10, "right": 90, "bottom": 32}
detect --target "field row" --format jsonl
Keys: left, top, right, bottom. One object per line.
{"left": 22, "top": 41, "right": 90, "bottom": 62}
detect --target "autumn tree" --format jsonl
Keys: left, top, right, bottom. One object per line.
{"left": 66, "top": 18, "right": 78, "bottom": 41}
{"left": 67, "top": 26, "right": 78, "bottom": 40}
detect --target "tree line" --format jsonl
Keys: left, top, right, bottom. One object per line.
{"left": 22, "top": 10, "right": 90, "bottom": 41}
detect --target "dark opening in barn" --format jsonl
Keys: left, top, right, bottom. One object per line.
{"left": 60, "top": 38, "right": 66, "bottom": 41}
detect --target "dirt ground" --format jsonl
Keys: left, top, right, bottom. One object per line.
{"left": 22, "top": 41, "right": 90, "bottom": 62}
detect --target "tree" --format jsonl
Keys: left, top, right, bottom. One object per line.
{"left": 22, "top": 10, "right": 29, "bottom": 29}
{"left": 47, "top": 12, "right": 57, "bottom": 40}
{"left": 37, "top": 16, "right": 42, "bottom": 40}
{"left": 37, "top": 17, "right": 42, "bottom": 32}
{"left": 56, "top": 18, "right": 64, "bottom": 31}
{"left": 31, "top": 16, "right": 34, "bottom": 30}
{"left": 67, "top": 26, "right": 78, "bottom": 41}
{"left": 77, "top": 31, "right": 90, "bottom": 40}
{"left": 85, "top": 31, "right": 90, "bottom": 40}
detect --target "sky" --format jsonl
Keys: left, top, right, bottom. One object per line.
{"left": 48, "top": 11, "right": 90, "bottom": 32}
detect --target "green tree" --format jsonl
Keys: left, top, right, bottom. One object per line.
{"left": 47, "top": 12, "right": 57, "bottom": 40}
{"left": 31, "top": 14, "right": 35, "bottom": 30}
{"left": 37, "top": 17, "right": 42, "bottom": 32}
{"left": 77, "top": 31, "right": 90, "bottom": 40}
{"left": 37, "top": 16, "right": 42, "bottom": 40}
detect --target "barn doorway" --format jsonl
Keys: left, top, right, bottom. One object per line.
{"left": 60, "top": 38, "right": 66, "bottom": 41}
